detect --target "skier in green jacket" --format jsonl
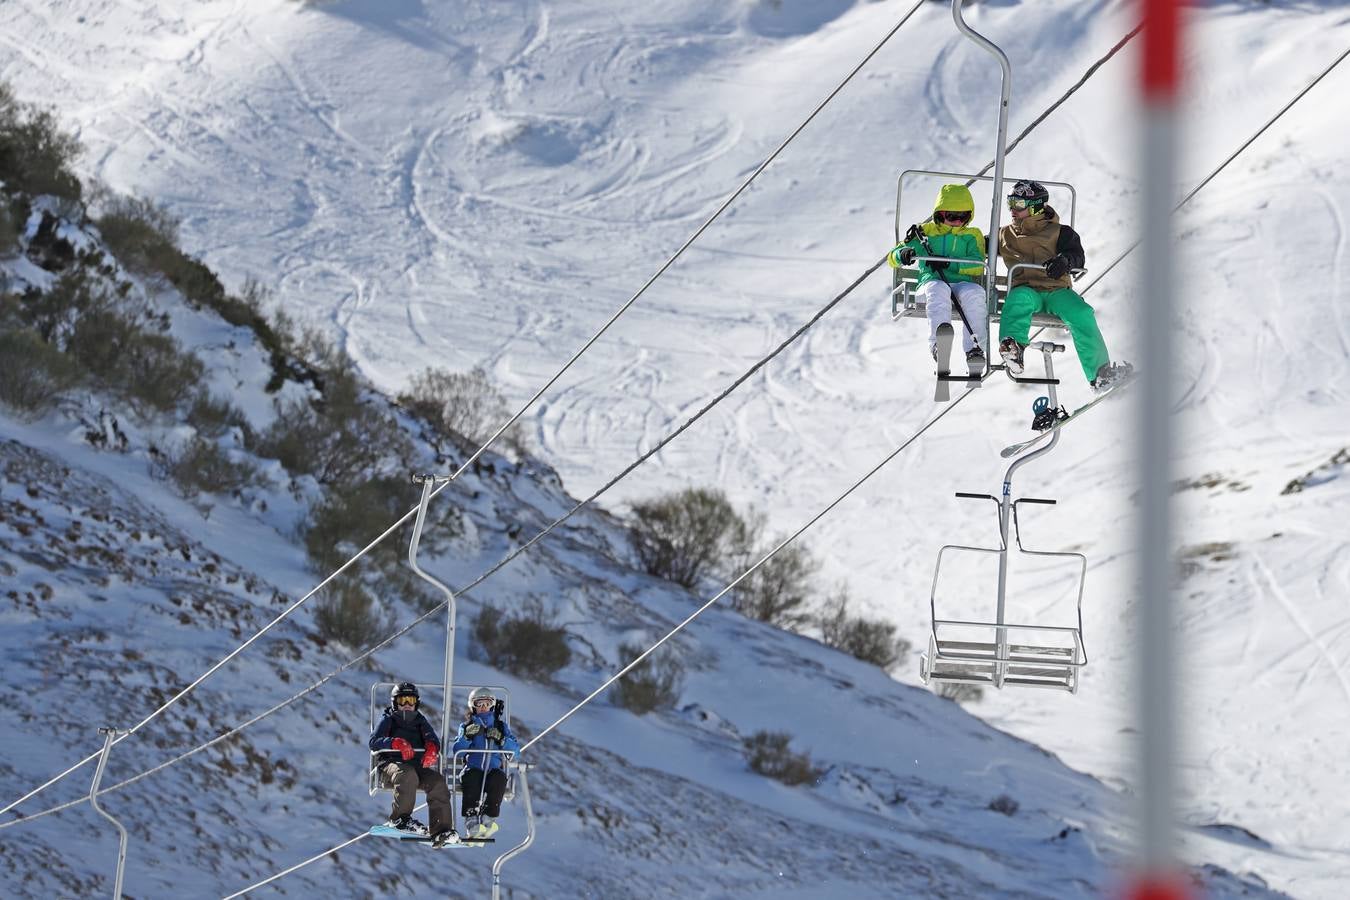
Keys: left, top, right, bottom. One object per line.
{"left": 889, "top": 183, "right": 988, "bottom": 374}
{"left": 996, "top": 180, "right": 1132, "bottom": 391}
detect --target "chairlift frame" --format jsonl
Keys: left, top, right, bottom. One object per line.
{"left": 919, "top": 344, "right": 1089, "bottom": 691}
{"left": 368, "top": 474, "right": 535, "bottom": 877}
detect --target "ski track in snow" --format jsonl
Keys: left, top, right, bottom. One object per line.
{"left": 1251, "top": 551, "right": 1350, "bottom": 709}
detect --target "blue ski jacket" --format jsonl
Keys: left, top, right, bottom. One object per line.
{"left": 452, "top": 711, "right": 520, "bottom": 772}
{"left": 369, "top": 709, "right": 441, "bottom": 765}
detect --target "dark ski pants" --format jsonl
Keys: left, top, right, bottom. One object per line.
{"left": 383, "top": 762, "right": 452, "bottom": 835}
{"left": 460, "top": 767, "right": 508, "bottom": 818}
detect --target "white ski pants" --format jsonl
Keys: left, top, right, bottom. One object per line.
{"left": 920, "top": 280, "right": 988, "bottom": 355}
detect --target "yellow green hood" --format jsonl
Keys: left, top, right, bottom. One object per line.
{"left": 933, "top": 183, "right": 975, "bottom": 213}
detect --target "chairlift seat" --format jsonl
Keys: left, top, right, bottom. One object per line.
{"left": 920, "top": 621, "right": 1085, "bottom": 693}
{"left": 891, "top": 268, "right": 1069, "bottom": 330}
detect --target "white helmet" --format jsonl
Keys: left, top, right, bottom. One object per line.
{"left": 467, "top": 686, "right": 496, "bottom": 711}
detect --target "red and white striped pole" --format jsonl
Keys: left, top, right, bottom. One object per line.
{"left": 1129, "top": 1, "right": 1191, "bottom": 899}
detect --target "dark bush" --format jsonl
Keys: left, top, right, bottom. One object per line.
{"left": 93, "top": 192, "right": 180, "bottom": 275}
{"left": 612, "top": 641, "right": 685, "bottom": 715}
{"left": 817, "top": 590, "right": 912, "bottom": 670}
{"left": 730, "top": 538, "right": 814, "bottom": 629}
{"left": 157, "top": 436, "right": 260, "bottom": 499}
{"left": 0, "top": 329, "right": 79, "bottom": 416}
{"left": 473, "top": 601, "right": 571, "bottom": 681}
{"left": 313, "top": 582, "right": 390, "bottom": 648}
{"left": 0, "top": 83, "right": 82, "bottom": 203}
{"left": 628, "top": 487, "right": 748, "bottom": 589}
{"left": 302, "top": 475, "right": 459, "bottom": 575}
{"left": 0, "top": 201, "right": 19, "bottom": 257}
{"left": 187, "top": 390, "right": 252, "bottom": 441}
{"left": 399, "top": 366, "right": 528, "bottom": 457}
{"left": 743, "top": 730, "right": 824, "bottom": 787}
{"left": 988, "top": 794, "right": 1019, "bottom": 816}
{"left": 117, "top": 330, "right": 204, "bottom": 414}
{"left": 255, "top": 337, "right": 411, "bottom": 484}
{"left": 30, "top": 267, "right": 204, "bottom": 414}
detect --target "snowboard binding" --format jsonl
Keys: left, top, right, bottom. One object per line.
{"left": 1031, "top": 396, "right": 1068, "bottom": 432}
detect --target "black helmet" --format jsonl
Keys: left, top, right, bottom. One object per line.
{"left": 1007, "top": 180, "right": 1049, "bottom": 212}
{"left": 391, "top": 682, "right": 421, "bottom": 709}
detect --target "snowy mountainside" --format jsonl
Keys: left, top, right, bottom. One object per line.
{"left": 0, "top": 171, "right": 1281, "bottom": 899}
{"left": 0, "top": 210, "right": 1279, "bottom": 895}
{"left": 2, "top": 0, "right": 1350, "bottom": 896}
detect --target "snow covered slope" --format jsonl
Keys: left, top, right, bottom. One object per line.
{"left": 2, "top": 0, "right": 1348, "bottom": 895}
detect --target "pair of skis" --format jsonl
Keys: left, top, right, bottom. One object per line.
{"left": 933, "top": 322, "right": 983, "bottom": 402}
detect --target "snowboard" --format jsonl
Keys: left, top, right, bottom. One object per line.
{"left": 1000, "top": 372, "right": 1137, "bottom": 459}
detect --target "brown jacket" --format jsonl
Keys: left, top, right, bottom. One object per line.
{"left": 997, "top": 206, "right": 1085, "bottom": 291}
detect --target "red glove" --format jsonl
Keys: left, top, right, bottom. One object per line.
{"left": 391, "top": 737, "right": 415, "bottom": 761}
{"left": 422, "top": 743, "right": 439, "bottom": 769}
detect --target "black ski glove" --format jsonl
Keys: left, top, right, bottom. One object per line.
{"left": 1044, "top": 255, "right": 1069, "bottom": 279}
{"left": 928, "top": 259, "right": 950, "bottom": 272}
{"left": 485, "top": 727, "right": 504, "bottom": 743}
{"left": 896, "top": 246, "right": 917, "bottom": 266}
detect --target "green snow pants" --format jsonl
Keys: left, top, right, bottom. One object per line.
{"left": 999, "top": 285, "right": 1110, "bottom": 383}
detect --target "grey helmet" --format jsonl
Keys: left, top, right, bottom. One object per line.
{"left": 467, "top": 686, "right": 497, "bottom": 712}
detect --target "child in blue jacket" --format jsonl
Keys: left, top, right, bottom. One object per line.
{"left": 451, "top": 687, "right": 521, "bottom": 839}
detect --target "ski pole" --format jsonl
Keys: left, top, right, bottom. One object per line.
{"left": 915, "top": 231, "right": 983, "bottom": 350}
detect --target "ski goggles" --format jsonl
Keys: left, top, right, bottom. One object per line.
{"left": 394, "top": 695, "right": 419, "bottom": 708}
{"left": 1006, "top": 196, "right": 1044, "bottom": 212}
{"left": 935, "top": 210, "right": 972, "bottom": 224}
{"left": 471, "top": 697, "right": 495, "bottom": 710}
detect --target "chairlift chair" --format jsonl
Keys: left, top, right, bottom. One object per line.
{"left": 919, "top": 344, "right": 1089, "bottom": 692}
{"left": 890, "top": 169, "right": 1080, "bottom": 330}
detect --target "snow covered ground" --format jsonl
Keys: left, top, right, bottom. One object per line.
{"left": 2, "top": 0, "right": 1348, "bottom": 896}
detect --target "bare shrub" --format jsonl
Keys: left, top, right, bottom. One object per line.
{"left": 743, "top": 731, "right": 824, "bottom": 787}
{"left": 472, "top": 600, "right": 571, "bottom": 681}
{"left": 255, "top": 338, "right": 411, "bottom": 484}
{"left": 988, "top": 794, "right": 1019, "bottom": 816}
{"left": 34, "top": 267, "right": 204, "bottom": 414}
{"left": 0, "top": 201, "right": 19, "bottom": 257}
{"left": 302, "top": 475, "right": 459, "bottom": 575}
{"left": 187, "top": 391, "right": 252, "bottom": 441}
{"left": 612, "top": 641, "right": 685, "bottom": 715}
{"left": 628, "top": 487, "right": 748, "bottom": 588}
{"left": 93, "top": 192, "right": 181, "bottom": 275}
{"left": 399, "top": 366, "right": 527, "bottom": 457}
{"left": 0, "top": 329, "right": 79, "bottom": 416}
{"left": 729, "top": 527, "right": 814, "bottom": 628}
{"left": 158, "top": 436, "right": 260, "bottom": 499}
{"left": 313, "top": 582, "right": 390, "bottom": 648}
{"left": 0, "top": 83, "right": 83, "bottom": 202}
{"left": 935, "top": 682, "right": 984, "bottom": 704}
{"left": 818, "top": 589, "right": 912, "bottom": 670}
{"left": 117, "top": 331, "right": 204, "bottom": 414}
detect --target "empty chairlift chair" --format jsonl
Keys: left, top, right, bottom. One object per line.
{"left": 919, "top": 400, "right": 1090, "bottom": 693}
